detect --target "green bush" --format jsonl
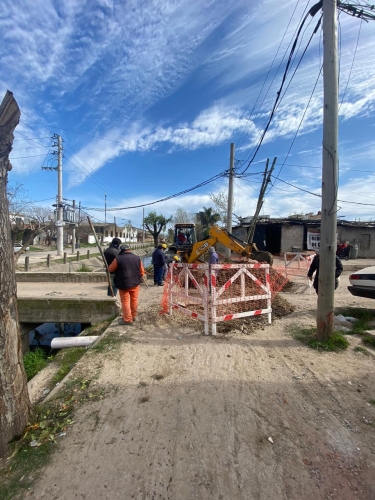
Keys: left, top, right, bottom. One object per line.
{"left": 76, "top": 264, "right": 92, "bottom": 272}
{"left": 23, "top": 348, "right": 51, "bottom": 381}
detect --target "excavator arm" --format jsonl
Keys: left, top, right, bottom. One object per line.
{"left": 186, "top": 225, "right": 252, "bottom": 263}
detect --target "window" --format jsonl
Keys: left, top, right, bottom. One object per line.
{"left": 110, "top": 231, "right": 113, "bottom": 237}
{"left": 360, "top": 234, "right": 370, "bottom": 250}
{"left": 105, "top": 231, "right": 108, "bottom": 237}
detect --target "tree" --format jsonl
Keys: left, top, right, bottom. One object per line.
{"left": 0, "top": 91, "right": 31, "bottom": 458}
{"left": 209, "top": 191, "right": 241, "bottom": 227}
{"left": 144, "top": 211, "right": 172, "bottom": 248}
{"left": 196, "top": 206, "right": 220, "bottom": 239}
{"left": 173, "top": 208, "right": 194, "bottom": 224}
{"left": 7, "top": 183, "right": 56, "bottom": 261}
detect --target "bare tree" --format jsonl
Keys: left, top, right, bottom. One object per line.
{"left": 173, "top": 208, "right": 194, "bottom": 224}
{"left": 209, "top": 191, "right": 241, "bottom": 227}
{"left": 0, "top": 91, "right": 31, "bottom": 458}
{"left": 7, "top": 183, "right": 57, "bottom": 261}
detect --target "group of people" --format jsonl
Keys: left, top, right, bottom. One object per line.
{"left": 103, "top": 238, "right": 220, "bottom": 325}
{"left": 152, "top": 243, "right": 180, "bottom": 286}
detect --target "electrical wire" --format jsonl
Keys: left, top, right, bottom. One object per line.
{"left": 82, "top": 170, "right": 228, "bottom": 212}
{"left": 269, "top": 64, "right": 323, "bottom": 190}
{"left": 238, "top": 3, "right": 323, "bottom": 175}
{"left": 235, "top": 0, "right": 303, "bottom": 149}
{"left": 339, "top": 18, "right": 362, "bottom": 110}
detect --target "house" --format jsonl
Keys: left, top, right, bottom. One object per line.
{"left": 232, "top": 214, "right": 375, "bottom": 258}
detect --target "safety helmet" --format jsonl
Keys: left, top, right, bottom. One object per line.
{"left": 173, "top": 255, "right": 180, "bottom": 262}
{"left": 162, "top": 243, "right": 167, "bottom": 249}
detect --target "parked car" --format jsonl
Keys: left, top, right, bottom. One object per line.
{"left": 14, "top": 243, "right": 30, "bottom": 252}
{"left": 348, "top": 266, "right": 375, "bottom": 299}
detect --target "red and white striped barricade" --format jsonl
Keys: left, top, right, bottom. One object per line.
{"left": 209, "top": 263, "right": 271, "bottom": 335}
{"left": 284, "top": 252, "right": 314, "bottom": 293}
{"left": 168, "top": 263, "right": 209, "bottom": 335}
{"left": 168, "top": 262, "right": 272, "bottom": 335}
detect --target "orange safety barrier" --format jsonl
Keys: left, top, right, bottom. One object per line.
{"left": 161, "top": 262, "right": 288, "bottom": 335}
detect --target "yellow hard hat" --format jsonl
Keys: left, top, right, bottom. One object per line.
{"left": 162, "top": 243, "right": 167, "bottom": 249}
{"left": 173, "top": 255, "right": 180, "bottom": 262}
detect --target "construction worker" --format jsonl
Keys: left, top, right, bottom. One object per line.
{"left": 108, "top": 244, "right": 145, "bottom": 325}
{"left": 152, "top": 244, "right": 166, "bottom": 286}
{"left": 103, "top": 237, "right": 122, "bottom": 296}
{"left": 208, "top": 246, "right": 219, "bottom": 265}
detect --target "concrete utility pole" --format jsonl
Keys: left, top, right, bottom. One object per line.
{"left": 317, "top": 0, "right": 339, "bottom": 341}
{"left": 56, "top": 135, "right": 63, "bottom": 256}
{"left": 225, "top": 143, "right": 235, "bottom": 261}
{"left": 71, "top": 199, "right": 76, "bottom": 254}
{"left": 105, "top": 194, "right": 107, "bottom": 223}
{"left": 142, "top": 207, "right": 145, "bottom": 244}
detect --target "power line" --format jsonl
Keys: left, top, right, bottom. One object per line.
{"left": 82, "top": 170, "right": 228, "bottom": 212}
{"left": 269, "top": 64, "right": 323, "bottom": 189}
{"left": 238, "top": 3, "right": 323, "bottom": 174}
{"left": 235, "top": 0, "right": 303, "bottom": 149}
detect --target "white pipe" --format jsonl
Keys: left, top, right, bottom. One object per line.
{"left": 51, "top": 336, "right": 99, "bottom": 349}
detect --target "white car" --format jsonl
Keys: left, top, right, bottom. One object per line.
{"left": 348, "top": 266, "right": 375, "bottom": 299}
{"left": 14, "top": 243, "right": 30, "bottom": 252}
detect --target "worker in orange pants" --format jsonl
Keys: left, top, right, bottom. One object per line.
{"left": 108, "top": 244, "right": 145, "bottom": 325}
{"left": 119, "top": 285, "right": 140, "bottom": 323}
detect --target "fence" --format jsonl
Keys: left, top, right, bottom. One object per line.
{"left": 164, "top": 263, "right": 272, "bottom": 335}
{"left": 283, "top": 252, "right": 314, "bottom": 293}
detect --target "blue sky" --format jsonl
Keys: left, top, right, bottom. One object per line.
{"left": 2, "top": 0, "right": 375, "bottom": 229}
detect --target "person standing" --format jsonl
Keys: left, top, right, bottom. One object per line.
{"left": 104, "top": 237, "right": 121, "bottom": 296}
{"left": 152, "top": 244, "right": 166, "bottom": 286}
{"left": 208, "top": 246, "right": 219, "bottom": 265}
{"left": 108, "top": 244, "right": 145, "bottom": 325}
{"left": 307, "top": 251, "right": 343, "bottom": 295}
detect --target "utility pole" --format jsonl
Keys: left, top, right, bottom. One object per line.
{"left": 247, "top": 157, "right": 276, "bottom": 244}
{"left": 71, "top": 199, "right": 76, "bottom": 254}
{"left": 105, "top": 194, "right": 107, "bottom": 224}
{"left": 225, "top": 143, "right": 235, "bottom": 261}
{"left": 114, "top": 216, "right": 116, "bottom": 238}
{"left": 142, "top": 207, "right": 145, "bottom": 243}
{"left": 56, "top": 135, "right": 63, "bottom": 256}
{"left": 317, "top": 0, "right": 339, "bottom": 341}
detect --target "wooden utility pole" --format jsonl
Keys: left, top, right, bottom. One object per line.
{"left": 0, "top": 91, "right": 31, "bottom": 458}
{"left": 247, "top": 157, "right": 276, "bottom": 244}
{"left": 225, "top": 143, "right": 235, "bottom": 260}
{"left": 317, "top": 0, "right": 339, "bottom": 341}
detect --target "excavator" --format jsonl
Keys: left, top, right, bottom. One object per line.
{"left": 168, "top": 223, "right": 273, "bottom": 265}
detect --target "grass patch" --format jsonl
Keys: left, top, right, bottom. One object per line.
{"left": 363, "top": 335, "right": 375, "bottom": 347}
{"left": 353, "top": 346, "right": 370, "bottom": 355}
{"left": 90, "top": 331, "right": 131, "bottom": 354}
{"left": 23, "top": 348, "right": 52, "bottom": 381}
{"left": 337, "top": 307, "right": 375, "bottom": 335}
{"left": 28, "top": 246, "right": 43, "bottom": 252}
{"left": 369, "top": 399, "right": 375, "bottom": 406}
{"left": 50, "top": 347, "right": 87, "bottom": 387}
{"left": 291, "top": 326, "right": 349, "bottom": 352}
{"left": 76, "top": 263, "right": 92, "bottom": 272}
{"left": 0, "top": 376, "right": 108, "bottom": 499}
{"left": 81, "top": 317, "right": 116, "bottom": 336}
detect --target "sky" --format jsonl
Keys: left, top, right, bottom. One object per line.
{"left": 2, "top": 0, "right": 375, "bottom": 230}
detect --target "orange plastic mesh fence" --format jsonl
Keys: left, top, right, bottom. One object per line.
{"left": 282, "top": 252, "right": 314, "bottom": 278}
{"left": 160, "top": 263, "right": 293, "bottom": 334}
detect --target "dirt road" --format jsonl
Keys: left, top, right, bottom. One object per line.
{"left": 28, "top": 272, "right": 375, "bottom": 499}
